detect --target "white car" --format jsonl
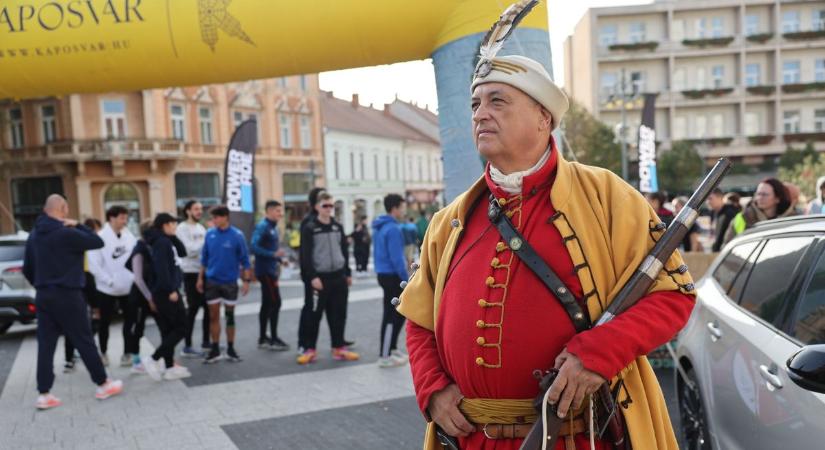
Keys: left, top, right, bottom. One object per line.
{"left": 675, "top": 215, "right": 825, "bottom": 450}
{"left": 0, "top": 232, "right": 36, "bottom": 334}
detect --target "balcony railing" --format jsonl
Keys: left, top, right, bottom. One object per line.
{"left": 783, "top": 131, "right": 825, "bottom": 143}
{"left": 745, "top": 33, "right": 774, "bottom": 43}
{"left": 680, "top": 87, "right": 735, "bottom": 99}
{"left": 782, "top": 29, "right": 825, "bottom": 41}
{"left": 45, "top": 139, "right": 185, "bottom": 160}
{"left": 681, "top": 136, "right": 735, "bottom": 147}
{"left": 607, "top": 41, "right": 659, "bottom": 51}
{"left": 781, "top": 82, "right": 825, "bottom": 94}
{"left": 748, "top": 135, "right": 775, "bottom": 145}
{"left": 746, "top": 85, "right": 776, "bottom": 95}
{"left": 681, "top": 36, "right": 735, "bottom": 47}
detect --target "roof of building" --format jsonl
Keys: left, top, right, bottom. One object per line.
{"left": 320, "top": 92, "right": 438, "bottom": 145}
{"left": 385, "top": 100, "right": 440, "bottom": 142}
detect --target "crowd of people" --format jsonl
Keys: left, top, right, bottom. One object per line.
{"left": 22, "top": 186, "right": 430, "bottom": 410}
{"left": 644, "top": 176, "right": 825, "bottom": 254}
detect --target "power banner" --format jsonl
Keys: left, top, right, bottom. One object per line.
{"left": 223, "top": 119, "right": 257, "bottom": 239}
{"left": 637, "top": 93, "right": 659, "bottom": 194}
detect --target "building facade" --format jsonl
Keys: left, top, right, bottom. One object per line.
{"left": 564, "top": 0, "right": 825, "bottom": 173}
{"left": 321, "top": 94, "right": 442, "bottom": 233}
{"left": 0, "top": 75, "right": 325, "bottom": 235}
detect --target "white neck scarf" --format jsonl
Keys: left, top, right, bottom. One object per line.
{"left": 489, "top": 148, "right": 551, "bottom": 195}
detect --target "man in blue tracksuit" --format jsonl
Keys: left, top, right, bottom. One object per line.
{"left": 23, "top": 194, "right": 123, "bottom": 410}
{"left": 197, "top": 205, "right": 251, "bottom": 363}
{"left": 372, "top": 194, "right": 410, "bottom": 368}
{"left": 250, "top": 200, "right": 288, "bottom": 351}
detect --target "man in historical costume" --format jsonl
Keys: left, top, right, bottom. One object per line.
{"left": 397, "top": 53, "right": 696, "bottom": 450}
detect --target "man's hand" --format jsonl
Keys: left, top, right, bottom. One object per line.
{"left": 61, "top": 219, "right": 78, "bottom": 227}
{"left": 427, "top": 384, "right": 475, "bottom": 438}
{"left": 346, "top": 276, "right": 352, "bottom": 287}
{"left": 147, "top": 300, "right": 158, "bottom": 314}
{"left": 196, "top": 277, "right": 204, "bottom": 294}
{"left": 241, "top": 280, "right": 250, "bottom": 296}
{"left": 275, "top": 249, "right": 286, "bottom": 258}
{"left": 311, "top": 277, "right": 323, "bottom": 291}
{"left": 547, "top": 349, "right": 606, "bottom": 418}
{"left": 169, "top": 292, "right": 179, "bottom": 302}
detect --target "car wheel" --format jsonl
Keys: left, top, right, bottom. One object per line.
{"left": 678, "top": 367, "right": 712, "bottom": 450}
{"left": 0, "top": 320, "right": 12, "bottom": 335}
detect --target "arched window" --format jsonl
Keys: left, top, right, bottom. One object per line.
{"left": 104, "top": 182, "right": 140, "bottom": 235}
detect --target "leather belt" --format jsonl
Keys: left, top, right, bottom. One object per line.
{"left": 477, "top": 417, "right": 586, "bottom": 440}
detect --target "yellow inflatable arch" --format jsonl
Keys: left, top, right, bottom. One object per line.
{"left": 0, "top": 0, "right": 548, "bottom": 100}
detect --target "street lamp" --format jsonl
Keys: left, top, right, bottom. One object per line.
{"left": 607, "top": 68, "right": 641, "bottom": 181}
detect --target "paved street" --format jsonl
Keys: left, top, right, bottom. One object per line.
{"left": 0, "top": 273, "right": 683, "bottom": 449}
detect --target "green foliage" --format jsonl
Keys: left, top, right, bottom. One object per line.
{"left": 779, "top": 142, "right": 818, "bottom": 170}
{"left": 779, "top": 154, "right": 825, "bottom": 200}
{"left": 561, "top": 100, "right": 621, "bottom": 175}
{"left": 657, "top": 141, "right": 705, "bottom": 193}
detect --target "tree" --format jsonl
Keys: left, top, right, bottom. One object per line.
{"left": 779, "top": 154, "right": 825, "bottom": 202}
{"left": 561, "top": 100, "right": 622, "bottom": 175}
{"left": 778, "top": 142, "right": 818, "bottom": 170}
{"left": 657, "top": 141, "right": 705, "bottom": 194}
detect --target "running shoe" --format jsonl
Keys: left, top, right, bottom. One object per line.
{"left": 331, "top": 346, "right": 360, "bottom": 361}
{"left": 377, "top": 356, "right": 406, "bottom": 368}
{"left": 142, "top": 356, "right": 163, "bottom": 381}
{"left": 95, "top": 379, "right": 124, "bottom": 400}
{"left": 130, "top": 362, "right": 146, "bottom": 375}
{"left": 35, "top": 394, "right": 62, "bottom": 410}
{"left": 63, "top": 360, "right": 76, "bottom": 373}
{"left": 180, "top": 346, "right": 203, "bottom": 358}
{"left": 296, "top": 348, "right": 317, "bottom": 365}
{"left": 258, "top": 337, "right": 272, "bottom": 349}
{"left": 119, "top": 354, "right": 132, "bottom": 367}
{"left": 226, "top": 348, "right": 242, "bottom": 362}
{"left": 163, "top": 365, "right": 192, "bottom": 380}
{"left": 390, "top": 349, "right": 409, "bottom": 365}
{"left": 268, "top": 337, "right": 290, "bottom": 352}
{"left": 204, "top": 347, "right": 222, "bottom": 364}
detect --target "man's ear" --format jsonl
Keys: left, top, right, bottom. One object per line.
{"left": 539, "top": 106, "right": 553, "bottom": 131}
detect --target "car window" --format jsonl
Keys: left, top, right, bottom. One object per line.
{"left": 0, "top": 241, "right": 26, "bottom": 262}
{"left": 713, "top": 240, "right": 760, "bottom": 293}
{"left": 739, "top": 237, "right": 814, "bottom": 325}
{"left": 792, "top": 249, "right": 825, "bottom": 345}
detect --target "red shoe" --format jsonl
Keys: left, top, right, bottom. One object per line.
{"left": 296, "top": 348, "right": 317, "bottom": 365}
{"left": 35, "top": 394, "right": 62, "bottom": 410}
{"left": 95, "top": 379, "right": 124, "bottom": 400}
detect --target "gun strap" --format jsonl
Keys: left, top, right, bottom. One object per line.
{"left": 487, "top": 195, "right": 591, "bottom": 333}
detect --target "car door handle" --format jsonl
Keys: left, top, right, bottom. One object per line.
{"left": 759, "top": 364, "right": 783, "bottom": 390}
{"left": 706, "top": 321, "right": 723, "bottom": 341}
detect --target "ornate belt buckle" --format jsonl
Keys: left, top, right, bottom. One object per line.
{"left": 482, "top": 423, "right": 496, "bottom": 440}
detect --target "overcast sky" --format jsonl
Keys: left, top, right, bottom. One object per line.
{"left": 319, "top": 0, "right": 653, "bottom": 112}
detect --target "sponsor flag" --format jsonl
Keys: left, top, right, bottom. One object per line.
{"left": 637, "top": 94, "right": 659, "bottom": 193}
{"left": 222, "top": 119, "right": 257, "bottom": 239}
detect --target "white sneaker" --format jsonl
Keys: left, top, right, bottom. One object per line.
{"left": 142, "top": 356, "right": 163, "bottom": 381}
{"left": 130, "top": 362, "right": 146, "bottom": 375}
{"left": 378, "top": 356, "right": 407, "bottom": 368}
{"left": 35, "top": 393, "right": 62, "bottom": 410}
{"left": 95, "top": 379, "right": 123, "bottom": 400}
{"left": 163, "top": 365, "right": 192, "bottom": 380}
{"left": 390, "top": 350, "right": 409, "bottom": 365}
{"left": 119, "top": 354, "right": 132, "bottom": 367}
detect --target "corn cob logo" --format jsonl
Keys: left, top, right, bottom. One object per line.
{"left": 198, "top": 0, "right": 254, "bottom": 52}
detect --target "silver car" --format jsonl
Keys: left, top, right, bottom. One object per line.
{"left": 675, "top": 215, "right": 825, "bottom": 450}
{"left": 0, "top": 232, "right": 36, "bottom": 334}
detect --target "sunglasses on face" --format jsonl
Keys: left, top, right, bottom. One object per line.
{"left": 320, "top": 204, "right": 335, "bottom": 209}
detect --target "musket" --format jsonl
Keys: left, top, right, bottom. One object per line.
{"left": 519, "top": 158, "right": 732, "bottom": 450}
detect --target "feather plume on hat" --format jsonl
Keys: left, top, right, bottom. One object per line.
{"left": 474, "top": 0, "right": 540, "bottom": 79}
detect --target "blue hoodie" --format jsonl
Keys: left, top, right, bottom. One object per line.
{"left": 201, "top": 225, "right": 251, "bottom": 284}
{"left": 371, "top": 215, "right": 408, "bottom": 280}
{"left": 23, "top": 214, "right": 104, "bottom": 289}
{"left": 250, "top": 218, "right": 280, "bottom": 278}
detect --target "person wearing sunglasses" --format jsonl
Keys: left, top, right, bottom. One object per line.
{"left": 296, "top": 192, "right": 358, "bottom": 364}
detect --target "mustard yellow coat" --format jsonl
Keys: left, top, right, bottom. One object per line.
{"left": 398, "top": 153, "right": 695, "bottom": 449}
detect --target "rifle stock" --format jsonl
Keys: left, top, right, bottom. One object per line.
{"left": 518, "top": 158, "right": 732, "bottom": 450}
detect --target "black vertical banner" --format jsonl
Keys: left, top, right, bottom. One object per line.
{"left": 637, "top": 93, "right": 659, "bottom": 193}
{"left": 222, "top": 119, "right": 257, "bottom": 239}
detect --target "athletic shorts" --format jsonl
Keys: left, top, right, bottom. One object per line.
{"left": 204, "top": 282, "right": 239, "bottom": 306}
